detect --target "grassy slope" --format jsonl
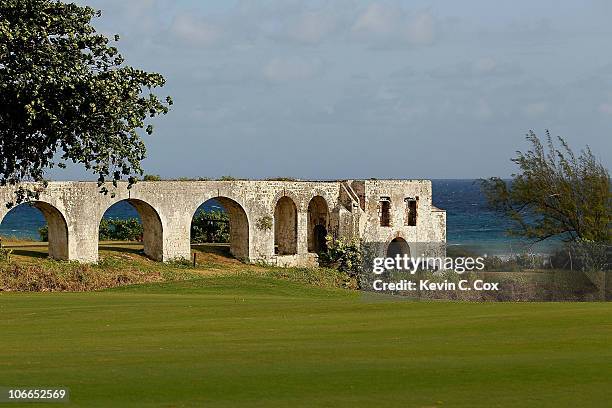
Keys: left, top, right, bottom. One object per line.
{"left": 0, "top": 240, "right": 354, "bottom": 291}
{"left": 1, "top": 277, "right": 611, "bottom": 407}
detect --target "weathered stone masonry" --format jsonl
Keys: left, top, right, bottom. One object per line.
{"left": 0, "top": 180, "right": 446, "bottom": 266}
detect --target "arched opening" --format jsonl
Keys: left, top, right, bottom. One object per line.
{"left": 274, "top": 196, "right": 297, "bottom": 255}
{"left": 0, "top": 202, "right": 68, "bottom": 259}
{"left": 307, "top": 196, "right": 329, "bottom": 253}
{"left": 191, "top": 197, "right": 249, "bottom": 261}
{"left": 386, "top": 237, "right": 410, "bottom": 259}
{"left": 98, "top": 199, "right": 163, "bottom": 261}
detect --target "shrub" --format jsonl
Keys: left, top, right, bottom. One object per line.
{"left": 0, "top": 247, "right": 12, "bottom": 262}
{"left": 191, "top": 210, "right": 230, "bottom": 243}
{"left": 0, "top": 262, "right": 165, "bottom": 292}
{"left": 318, "top": 235, "right": 363, "bottom": 275}
{"left": 256, "top": 215, "right": 273, "bottom": 231}
{"left": 39, "top": 219, "right": 144, "bottom": 242}
{"left": 38, "top": 212, "right": 232, "bottom": 244}
{"left": 99, "top": 218, "right": 143, "bottom": 241}
{"left": 265, "top": 177, "right": 298, "bottom": 181}
{"left": 550, "top": 241, "right": 611, "bottom": 271}
{"left": 38, "top": 225, "right": 48, "bottom": 241}
{"left": 142, "top": 174, "right": 162, "bottom": 181}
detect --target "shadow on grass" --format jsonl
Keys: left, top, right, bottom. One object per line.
{"left": 2, "top": 242, "right": 48, "bottom": 259}
{"left": 192, "top": 243, "right": 231, "bottom": 257}
{"left": 8, "top": 248, "right": 48, "bottom": 258}
{"left": 5, "top": 240, "right": 236, "bottom": 263}
{"left": 99, "top": 244, "right": 143, "bottom": 255}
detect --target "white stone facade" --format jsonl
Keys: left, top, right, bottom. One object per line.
{"left": 0, "top": 180, "right": 446, "bottom": 266}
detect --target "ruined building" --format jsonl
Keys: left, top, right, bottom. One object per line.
{"left": 0, "top": 180, "right": 446, "bottom": 266}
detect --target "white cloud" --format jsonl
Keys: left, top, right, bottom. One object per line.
{"left": 473, "top": 99, "right": 493, "bottom": 120}
{"left": 353, "top": 3, "right": 397, "bottom": 35}
{"left": 352, "top": 3, "right": 436, "bottom": 47}
{"left": 121, "top": 0, "right": 157, "bottom": 17}
{"left": 170, "top": 14, "right": 222, "bottom": 47}
{"left": 598, "top": 103, "right": 612, "bottom": 115}
{"left": 473, "top": 57, "right": 498, "bottom": 75}
{"left": 404, "top": 12, "right": 435, "bottom": 46}
{"left": 263, "top": 57, "right": 322, "bottom": 82}
{"left": 523, "top": 101, "right": 549, "bottom": 117}
{"left": 288, "top": 12, "right": 337, "bottom": 44}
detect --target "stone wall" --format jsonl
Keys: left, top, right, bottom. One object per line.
{"left": 0, "top": 180, "right": 446, "bottom": 266}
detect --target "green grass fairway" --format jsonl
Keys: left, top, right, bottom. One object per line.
{"left": 1, "top": 277, "right": 611, "bottom": 407}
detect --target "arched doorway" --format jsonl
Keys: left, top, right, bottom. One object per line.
{"left": 99, "top": 199, "right": 163, "bottom": 261}
{"left": 307, "top": 196, "right": 329, "bottom": 253}
{"left": 386, "top": 237, "right": 410, "bottom": 259}
{"left": 0, "top": 202, "right": 69, "bottom": 259}
{"left": 191, "top": 197, "right": 249, "bottom": 261}
{"left": 274, "top": 196, "right": 297, "bottom": 255}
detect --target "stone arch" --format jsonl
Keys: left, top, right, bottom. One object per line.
{"left": 386, "top": 236, "right": 410, "bottom": 259}
{"left": 307, "top": 195, "right": 329, "bottom": 253}
{"left": 99, "top": 199, "right": 164, "bottom": 261}
{"left": 0, "top": 201, "right": 69, "bottom": 259}
{"left": 191, "top": 196, "right": 250, "bottom": 261}
{"left": 274, "top": 196, "right": 298, "bottom": 255}
{"left": 271, "top": 189, "right": 303, "bottom": 212}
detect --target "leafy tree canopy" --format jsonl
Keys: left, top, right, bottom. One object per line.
{"left": 481, "top": 131, "right": 611, "bottom": 244}
{"left": 0, "top": 0, "right": 172, "bottom": 202}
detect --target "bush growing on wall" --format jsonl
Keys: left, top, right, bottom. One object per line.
{"left": 318, "top": 235, "right": 363, "bottom": 275}
{"left": 256, "top": 215, "right": 273, "bottom": 231}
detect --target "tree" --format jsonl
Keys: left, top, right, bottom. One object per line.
{"left": 481, "top": 130, "right": 611, "bottom": 244}
{"left": 0, "top": 0, "right": 172, "bottom": 203}
{"left": 191, "top": 210, "right": 229, "bottom": 244}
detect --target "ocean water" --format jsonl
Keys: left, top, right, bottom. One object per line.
{"left": 0, "top": 180, "right": 553, "bottom": 254}
{"left": 431, "top": 180, "right": 553, "bottom": 254}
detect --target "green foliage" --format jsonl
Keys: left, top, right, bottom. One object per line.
{"left": 38, "top": 225, "right": 48, "bottom": 241}
{"left": 167, "top": 177, "right": 211, "bottom": 181}
{"left": 265, "top": 177, "right": 298, "bottom": 181}
{"left": 39, "top": 212, "right": 232, "bottom": 243}
{"left": 0, "top": 0, "right": 172, "bottom": 202}
{"left": 568, "top": 239, "right": 611, "bottom": 272}
{"left": 191, "top": 210, "right": 229, "bottom": 243}
{"left": 550, "top": 240, "right": 612, "bottom": 272}
{"left": 142, "top": 174, "right": 162, "bottom": 181}
{"left": 99, "top": 218, "right": 143, "bottom": 241}
{"left": 318, "top": 235, "right": 363, "bottom": 275}
{"left": 256, "top": 215, "right": 273, "bottom": 231}
{"left": 218, "top": 176, "right": 237, "bottom": 181}
{"left": 481, "top": 130, "right": 611, "bottom": 244}
{"left": 42, "top": 218, "right": 144, "bottom": 242}
{"left": 480, "top": 253, "right": 549, "bottom": 272}
{"left": 0, "top": 247, "right": 12, "bottom": 262}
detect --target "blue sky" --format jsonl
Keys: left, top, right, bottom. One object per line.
{"left": 57, "top": 0, "right": 612, "bottom": 180}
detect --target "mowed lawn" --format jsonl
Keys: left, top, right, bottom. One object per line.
{"left": 1, "top": 276, "right": 612, "bottom": 407}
